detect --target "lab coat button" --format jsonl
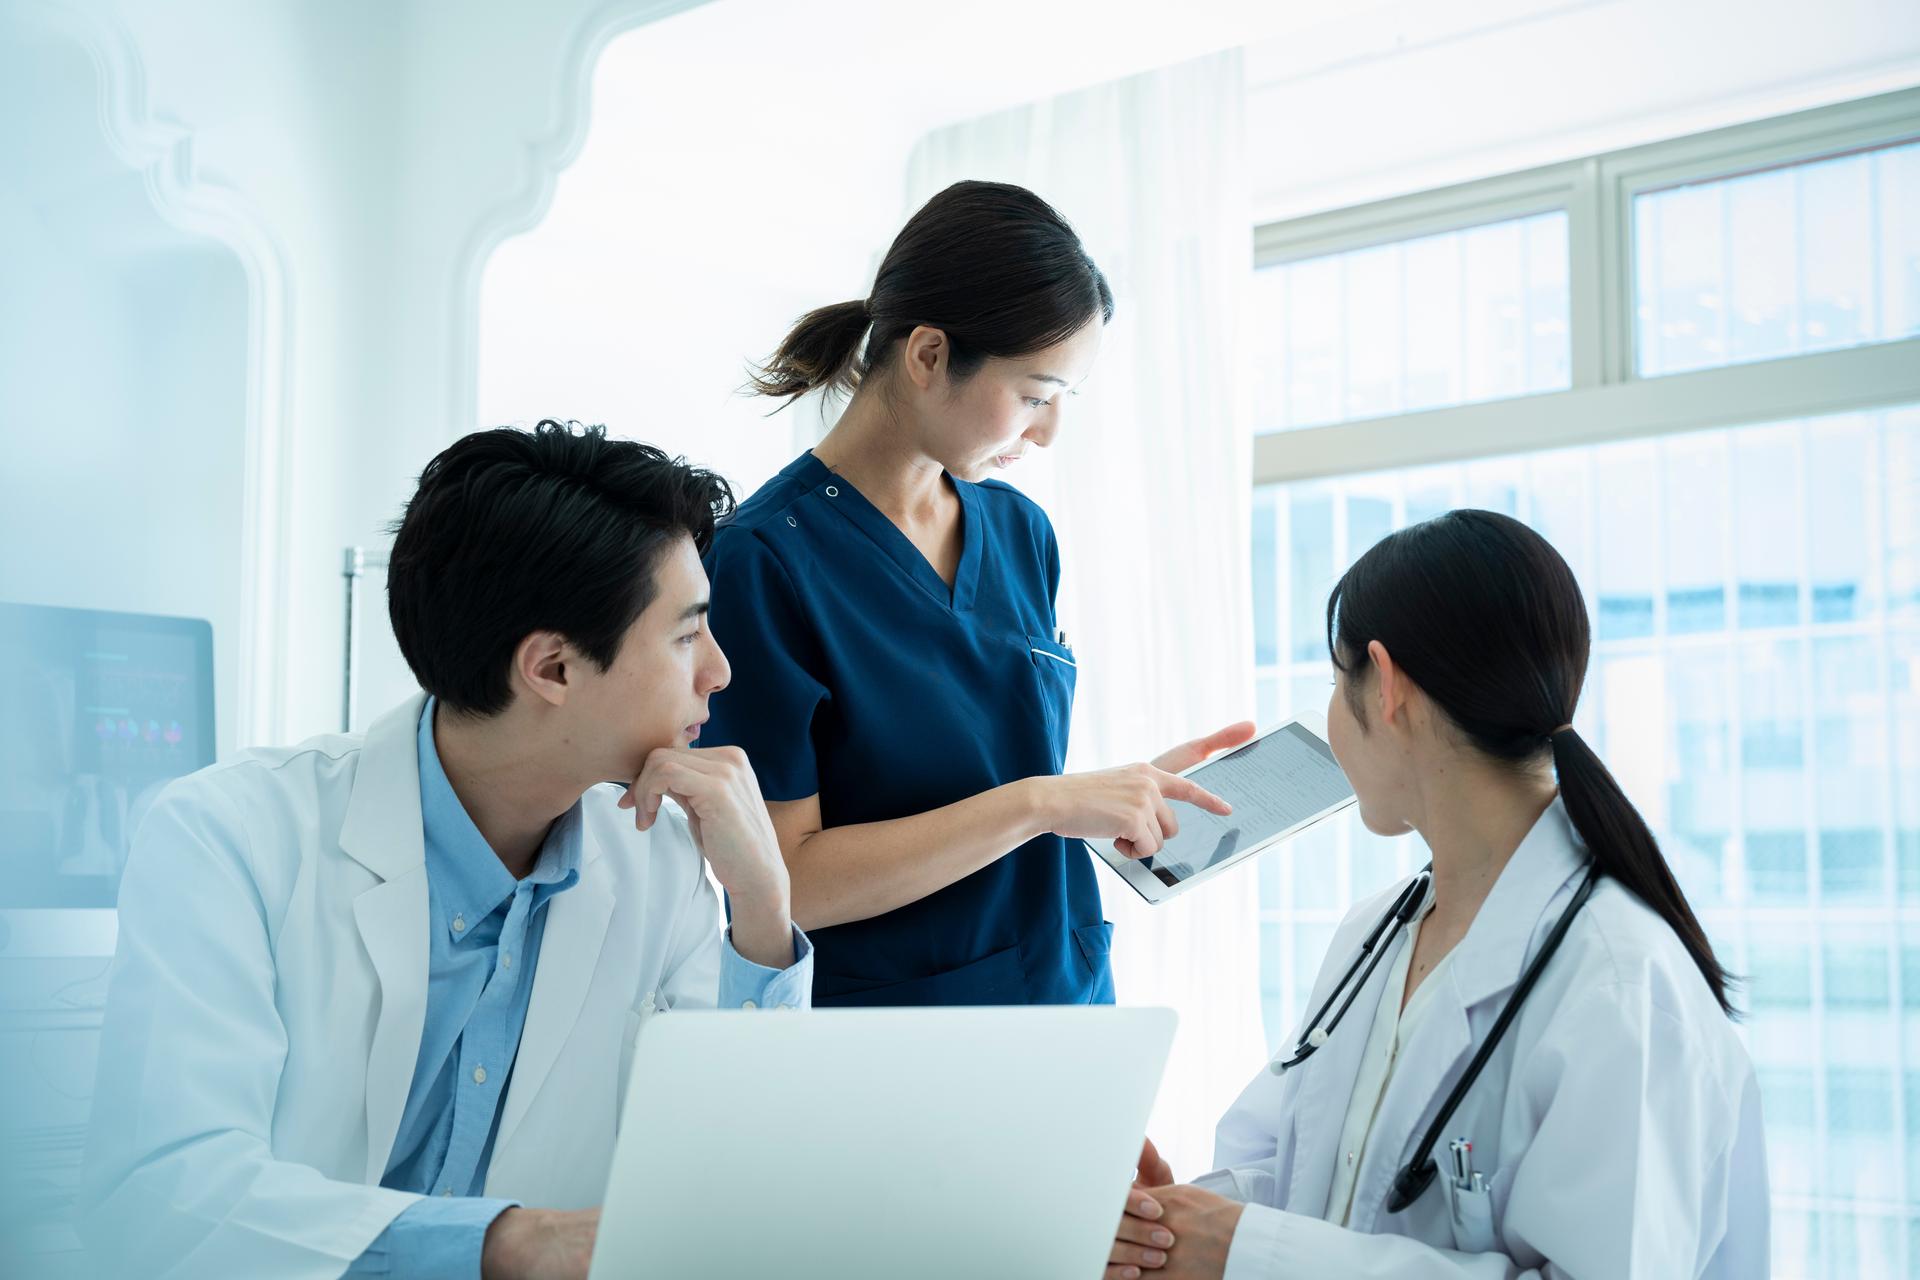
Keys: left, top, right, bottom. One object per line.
{"left": 473, "top": 1065, "right": 487, "bottom": 1085}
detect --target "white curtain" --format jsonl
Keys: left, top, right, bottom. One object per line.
{"left": 905, "top": 49, "right": 1261, "bottom": 1179}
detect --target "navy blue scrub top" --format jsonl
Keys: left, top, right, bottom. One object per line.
{"left": 701, "top": 450, "right": 1112, "bottom": 1007}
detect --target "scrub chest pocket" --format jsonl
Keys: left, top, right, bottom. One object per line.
{"left": 1024, "top": 634, "right": 1077, "bottom": 769}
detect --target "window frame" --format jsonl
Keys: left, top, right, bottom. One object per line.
{"left": 1251, "top": 86, "right": 1920, "bottom": 486}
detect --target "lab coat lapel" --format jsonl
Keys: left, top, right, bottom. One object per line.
{"left": 1351, "top": 799, "right": 1587, "bottom": 1233}
{"left": 1284, "top": 927, "right": 1409, "bottom": 1219}
{"left": 492, "top": 839, "right": 617, "bottom": 1157}
{"left": 1347, "top": 969, "right": 1475, "bottom": 1234}
{"left": 340, "top": 695, "right": 433, "bottom": 1183}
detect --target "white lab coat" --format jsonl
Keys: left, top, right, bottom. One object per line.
{"left": 79, "top": 694, "right": 797, "bottom": 1279}
{"left": 1194, "top": 798, "right": 1769, "bottom": 1278}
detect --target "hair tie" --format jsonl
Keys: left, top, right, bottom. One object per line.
{"left": 1550, "top": 724, "right": 1576, "bottom": 739}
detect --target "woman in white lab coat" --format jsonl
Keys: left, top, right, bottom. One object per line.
{"left": 1108, "top": 509, "right": 1769, "bottom": 1279}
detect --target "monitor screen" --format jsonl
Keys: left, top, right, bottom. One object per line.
{"left": 0, "top": 603, "right": 215, "bottom": 908}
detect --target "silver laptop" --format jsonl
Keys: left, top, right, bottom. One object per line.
{"left": 590, "top": 1006, "right": 1177, "bottom": 1280}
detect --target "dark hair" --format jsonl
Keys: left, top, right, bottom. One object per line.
{"left": 387, "top": 420, "right": 734, "bottom": 716}
{"left": 1327, "top": 509, "right": 1736, "bottom": 1016}
{"left": 749, "top": 180, "right": 1114, "bottom": 401}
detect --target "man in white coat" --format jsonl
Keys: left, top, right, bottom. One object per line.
{"left": 81, "top": 421, "right": 813, "bottom": 1280}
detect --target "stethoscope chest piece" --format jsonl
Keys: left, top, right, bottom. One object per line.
{"left": 1387, "top": 1159, "right": 1439, "bottom": 1214}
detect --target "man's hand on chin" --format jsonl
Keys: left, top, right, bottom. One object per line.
{"left": 620, "top": 744, "right": 794, "bottom": 968}
{"left": 481, "top": 1206, "right": 601, "bottom": 1280}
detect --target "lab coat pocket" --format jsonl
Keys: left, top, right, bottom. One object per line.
{"left": 1440, "top": 1174, "right": 1499, "bottom": 1255}
{"left": 1025, "top": 634, "right": 1078, "bottom": 768}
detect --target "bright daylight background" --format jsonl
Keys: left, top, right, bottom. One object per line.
{"left": 476, "top": 3, "right": 1920, "bottom": 1274}
{"left": 2, "top": 0, "right": 1918, "bottom": 1276}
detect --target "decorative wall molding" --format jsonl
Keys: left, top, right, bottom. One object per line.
{"left": 25, "top": 0, "right": 297, "bottom": 747}
{"left": 445, "top": 0, "right": 709, "bottom": 437}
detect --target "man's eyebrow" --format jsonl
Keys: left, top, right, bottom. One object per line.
{"left": 679, "top": 601, "right": 710, "bottom": 621}
{"left": 1030, "top": 374, "right": 1069, "bottom": 387}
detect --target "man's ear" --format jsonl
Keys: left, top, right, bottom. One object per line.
{"left": 510, "top": 630, "right": 571, "bottom": 709}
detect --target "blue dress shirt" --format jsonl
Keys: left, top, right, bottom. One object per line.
{"left": 348, "top": 700, "right": 807, "bottom": 1278}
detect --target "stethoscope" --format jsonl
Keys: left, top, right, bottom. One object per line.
{"left": 1271, "top": 859, "right": 1603, "bottom": 1213}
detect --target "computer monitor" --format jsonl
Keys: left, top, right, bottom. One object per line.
{"left": 0, "top": 602, "right": 215, "bottom": 917}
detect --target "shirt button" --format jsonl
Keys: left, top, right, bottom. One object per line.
{"left": 741, "top": 999, "right": 758, "bottom": 1009}
{"left": 473, "top": 1065, "right": 487, "bottom": 1085}
{"left": 441, "top": 1188, "right": 452, "bottom": 1197}
{"left": 502, "top": 952, "right": 512, "bottom": 969}
{"left": 452, "top": 915, "right": 466, "bottom": 934}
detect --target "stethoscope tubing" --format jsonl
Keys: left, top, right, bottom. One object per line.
{"left": 1274, "top": 868, "right": 1432, "bottom": 1073}
{"left": 1386, "top": 861, "right": 1603, "bottom": 1212}
{"left": 1267, "top": 857, "right": 1604, "bottom": 1213}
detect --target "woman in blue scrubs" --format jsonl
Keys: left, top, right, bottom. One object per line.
{"left": 701, "top": 180, "right": 1251, "bottom": 1007}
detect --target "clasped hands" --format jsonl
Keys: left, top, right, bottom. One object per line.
{"left": 1107, "top": 1138, "right": 1246, "bottom": 1280}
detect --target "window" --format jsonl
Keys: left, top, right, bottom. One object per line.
{"left": 1254, "top": 211, "right": 1570, "bottom": 432}
{"left": 1636, "top": 139, "right": 1920, "bottom": 377}
{"left": 1250, "top": 89, "right": 1920, "bottom": 1280}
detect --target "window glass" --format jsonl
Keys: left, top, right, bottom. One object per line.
{"left": 1253, "top": 212, "right": 1571, "bottom": 433}
{"left": 1635, "top": 140, "right": 1920, "bottom": 377}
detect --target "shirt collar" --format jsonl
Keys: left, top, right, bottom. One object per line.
{"left": 416, "top": 698, "right": 582, "bottom": 937}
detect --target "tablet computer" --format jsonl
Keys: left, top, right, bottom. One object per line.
{"left": 1093, "top": 717, "right": 1356, "bottom": 904}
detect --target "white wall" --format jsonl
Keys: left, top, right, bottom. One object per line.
{"left": 0, "top": 14, "right": 250, "bottom": 757}
{"left": 8, "top": 0, "right": 726, "bottom": 748}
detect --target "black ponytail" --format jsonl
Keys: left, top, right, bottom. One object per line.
{"left": 747, "top": 300, "right": 871, "bottom": 400}
{"left": 1328, "top": 509, "right": 1737, "bottom": 1017}
{"left": 1550, "top": 728, "right": 1736, "bottom": 1014}
{"left": 749, "top": 180, "right": 1113, "bottom": 404}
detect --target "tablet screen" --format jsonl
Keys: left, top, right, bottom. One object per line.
{"left": 1139, "top": 722, "right": 1353, "bottom": 887}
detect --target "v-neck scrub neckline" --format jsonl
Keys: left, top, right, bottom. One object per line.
{"left": 699, "top": 450, "right": 1109, "bottom": 1008}
{"left": 807, "top": 454, "right": 985, "bottom": 613}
